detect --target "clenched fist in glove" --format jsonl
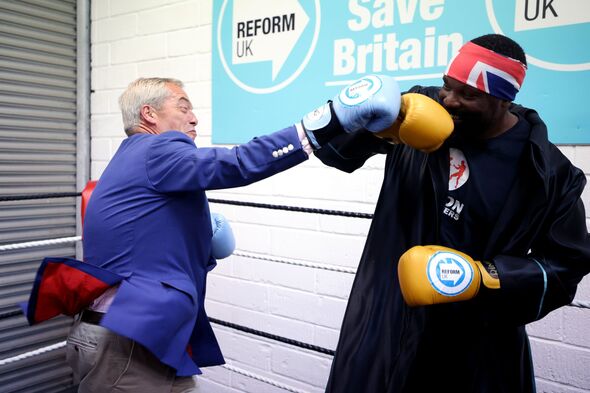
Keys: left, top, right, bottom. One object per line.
{"left": 300, "top": 74, "right": 401, "bottom": 150}
{"left": 398, "top": 245, "right": 500, "bottom": 306}
{"left": 375, "top": 93, "right": 454, "bottom": 152}
{"left": 210, "top": 212, "right": 235, "bottom": 260}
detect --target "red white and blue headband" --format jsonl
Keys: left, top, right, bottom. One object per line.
{"left": 445, "top": 42, "right": 527, "bottom": 101}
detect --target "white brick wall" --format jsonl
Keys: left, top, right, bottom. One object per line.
{"left": 90, "top": 1, "right": 590, "bottom": 392}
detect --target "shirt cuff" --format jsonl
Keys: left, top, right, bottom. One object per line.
{"left": 295, "top": 123, "right": 313, "bottom": 155}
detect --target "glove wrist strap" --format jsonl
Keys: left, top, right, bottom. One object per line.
{"left": 475, "top": 260, "right": 500, "bottom": 289}
{"left": 301, "top": 101, "right": 345, "bottom": 150}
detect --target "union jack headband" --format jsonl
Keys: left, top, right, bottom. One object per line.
{"left": 446, "top": 42, "right": 527, "bottom": 101}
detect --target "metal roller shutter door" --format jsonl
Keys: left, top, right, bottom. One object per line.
{"left": 0, "top": 0, "right": 78, "bottom": 392}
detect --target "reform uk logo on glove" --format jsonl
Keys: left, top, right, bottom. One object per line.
{"left": 337, "top": 75, "right": 383, "bottom": 106}
{"left": 427, "top": 251, "right": 475, "bottom": 296}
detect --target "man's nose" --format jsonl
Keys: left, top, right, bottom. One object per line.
{"left": 442, "top": 91, "right": 460, "bottom": 109}
{"left": 190, "top": 111, "right": 198, "bottom": 125}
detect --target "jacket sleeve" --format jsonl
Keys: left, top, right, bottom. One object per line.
{"left": 146, "top": 128, "right": 308, "bottom": 192}
{"left": 488, "top": 168, "right": 590, "bottom": 326}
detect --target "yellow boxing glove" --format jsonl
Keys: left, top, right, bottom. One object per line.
{"left": 375, "top": 93, "right": 453, "bottom": 153}
{"left": 398, "top": 245, "right": 500, "bottom": 307}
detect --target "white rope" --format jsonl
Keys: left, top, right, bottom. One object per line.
{"left": 0, "top": 236, "right": 81, "bottom": 252}
{"left": 2, "top": 342, "right": 308, "bottom": 393}
{"left": 0, "top": 340, "right": 66, "bottom": 366}
{"left": 234, "top": 250, "right": 357, "bottom": 274}
{"left": 222, "top": 364, "right": 308, "bottom": 393}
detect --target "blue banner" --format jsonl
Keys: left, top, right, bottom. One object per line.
{"left": 212, "top": 0, "right": 590, "bottom": 144}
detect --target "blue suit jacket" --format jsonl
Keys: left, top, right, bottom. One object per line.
{"left": 79, "top": 127, "right": 306, "bottom": 375}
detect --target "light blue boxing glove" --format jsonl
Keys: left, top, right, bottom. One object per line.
{"left": 211, "top": 213, "right": 235, "bottom": 259}
{"left": 300, "top": 74, "right": 401, "bottom": 150}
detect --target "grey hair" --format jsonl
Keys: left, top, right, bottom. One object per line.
{"left": 118, "top": 77, "right": 184, "bottom": 135}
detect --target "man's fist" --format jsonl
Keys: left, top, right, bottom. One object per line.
{"left": 211, "top": 213, "right": 235, "bottom": 260}
{"left": 375, "top": 93, "right": 453, "bottom": 153}
{"left": 398, "top": 245, "right": 499, "bottom": 307}
{"left": 301, "top": 75, "right": 401, "bottom": 149}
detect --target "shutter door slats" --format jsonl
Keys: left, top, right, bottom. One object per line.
{"left": 0, "top": 0, "right": 78, "bottom": 391}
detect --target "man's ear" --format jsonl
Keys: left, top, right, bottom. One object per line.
{"left": 140, "top": 105, "right": 156, "bottom": 124}
{"left": 500, "top": 99, "right": 512, "bottom": 111}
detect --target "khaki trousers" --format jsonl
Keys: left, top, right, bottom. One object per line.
{"left": 66, "top": 318, "right": 201, "bottom": 393}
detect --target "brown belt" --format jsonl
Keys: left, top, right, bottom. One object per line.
{"left": 80, "top": 309, "right": 105, "bottom": 325}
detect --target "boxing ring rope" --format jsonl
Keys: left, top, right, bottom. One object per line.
{"left": 1, "top": 191, "right": 589, "bottom": 392}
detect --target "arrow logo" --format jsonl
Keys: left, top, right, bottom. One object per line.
{"left": 231, "top": 0, "right": 309, "bottom": 80}
{"left": 438, "top": 258, "right": 464, "bottom": 286}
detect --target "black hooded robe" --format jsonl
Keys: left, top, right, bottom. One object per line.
{"left": 317, "top": 87, "right": 590, "bottom": 393}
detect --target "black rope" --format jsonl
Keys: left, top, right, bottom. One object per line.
{"left": 209, "top": 317, "right": 334, "bottom": 356}
{"left": 0, "top": 310, "right": 25, "bottom": 320}
{"left": 0, "top": 192, "right": 373, "bottom": 219}
{"left": 208, "top": 198, "right": 373, "bottom": 219}
{"left": 0, "top": 310, "right": 334, "bottom": 356}
{"left": 0, "top": 192, "right": 81, "bottom": 202}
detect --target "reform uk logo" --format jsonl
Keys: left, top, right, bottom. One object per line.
{"left": 486, "top": 0, "right": 590, "bottom": 71}
{"left": 217, "top": 0, "right": 321, "bottom": 94}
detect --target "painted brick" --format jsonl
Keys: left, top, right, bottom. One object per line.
{"left": 91, "top": 0, "right": 109, "bottom": 20}
{"left": 558, "top": 145, "right": 576, "bottom": 163}
{"left": 137, "top": 2, "right": 199, "bottom": 34}
{"left": 110, "top": 0, "right": 173, "bottom": 16}
{"left": 94, "top": 14, "right": 137, "bottom": 43}
{"left": 269, "top": 287, "right": 347, "bottom": 329}
{"left": 111, "top": 35, "right": 166, "bottom": 64}
{"left": 270, "top": 228, "right": 366, "bottom": 268}
{"left": 563, "top": 307, "right": 590, "bottom": 348}
{"left": 575, "top": 275, "right": 590, "bottom": 299}
{"left": 573, "top": 146, "right": 590, "bottom": 173}
{"left": 531, "top": 338, "right": 590, "bottom": 389}
{"left": 90, "top": 91, "right": 110, "bottom": 114}
{"left": 137, "top": 57, "right": 199, "bottom": 84}
{"left": 526, "top": 308, "right": 563, "bottom": 341}
{"left": 91, "top": 43, "right": 110, "bottom": 67}
{"left": 231, "top": 222, "right": 272, "bottom": 254}
{"left": 168, "top": 28, "right": 201, "bottom": 57}
{"left": 270, "top": 346, "right": 332, "bottom": 388}
{"left": 232, "top": 255, "right": 316, "bottom": 292}
{"left": 109, "top": 64, "right": 140, "bottom": 89}
{"left": 313, "top": 325, "right": 340, "bottom": 350}
{"left": 91, "top": 114, "right": 124, "bottom": 137}
{"left": 214, "top": 328, "right": 272, "bottom": 369}
{"left": 196, "top": 54, "right": 212, "bottom": 81}
{"left": 200, "top": 366, "right": 231, "bottom": 384}
{"left": 198, "top": 376, "right": 240, "bottom": 393}
{"left": 535, "top": 378, "right": 589, "bottom": 393}
{"left": 90, "top": 138, "right": 111, "bottom": 160}
{"left": 196, "top": 0, "right": 212, "bottom": 26}
{"left": 207, "top": 275, "right": 268, "bottom": 312}
{"left": 315, "top": 269, "right": 355, "bottom": 299}
{"left": 91, "top": 160, "right": 108, "bottom": 180}
{"left": 206, "top": 300, "right": 316, "bottom": 345}
{"left": 184, "top": 82, "right": 212, "bottom": 109}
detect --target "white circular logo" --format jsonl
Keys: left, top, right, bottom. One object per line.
{"left": 427, "top": 251, "right": 474, "bottom": 296}
{"left": 217, "top": 0, "right": 321, "bottom": 94}
{"left": 338, "top": 75, "right": 383, "bottom": 107}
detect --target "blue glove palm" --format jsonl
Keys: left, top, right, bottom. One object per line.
{"left": 211, "top": 213, "right": 235, "bottom": 259}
